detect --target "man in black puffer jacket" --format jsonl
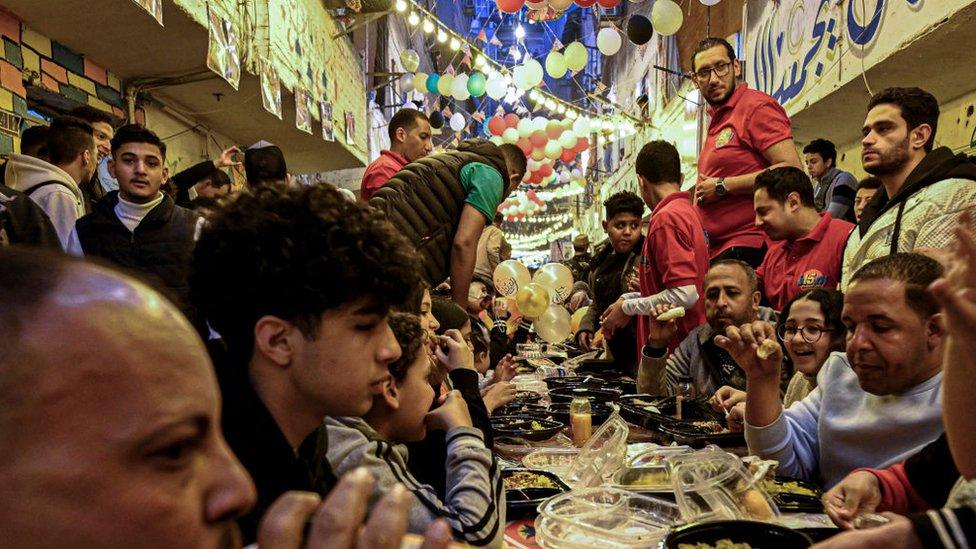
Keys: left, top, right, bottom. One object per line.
{"left": 370, "top": 139, "right": 527, "bottom": 310}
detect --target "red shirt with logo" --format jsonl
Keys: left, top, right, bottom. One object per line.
{"left": 360, "top": 150, "right": 409, "bottom": 201}
{"left": 638, "top": 192, "right": 710, "bottom": 350}
{"left": 697, "top": 84, "right": 794, "bottom": 258}
{"left": 756, "top": 213, "right": 855, "bottom": 311}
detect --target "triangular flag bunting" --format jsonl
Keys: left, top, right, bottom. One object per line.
{"left": 551, "top": 39, "right": 564, "bottom": 51}
{"left": 477, "top": 29, "right": 487, "bottom": 42}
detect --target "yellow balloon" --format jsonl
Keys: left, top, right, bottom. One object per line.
{"left": 535, "top": 304, "right": 572, "bottom": 344}
{"left": 571, "top": 306, "right": 589, "bottom": 334}
{"left": 565, "top": 42, "right": 588, "bottom": 72}
{"left": 533, "top": 262, "right": 575, "bottom": 304}
{"left": 493, "top": 259, "right": 531, "bottom": 297}
{"left": 413, "top": 73, "right": 429, "bottom": 94}
{"left": 515, "top": 283, "right": 550, "bottom": 319}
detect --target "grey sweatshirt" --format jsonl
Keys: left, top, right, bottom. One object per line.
{"left": 325, "top": 416, "right": 504, "bottom": 548}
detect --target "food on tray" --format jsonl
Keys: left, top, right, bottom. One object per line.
{"left": 621, "top": 469, "right": 670, "bottom": 487}
{"left": 678, "top": 541, "right": 753, "bottom": 549}
{"left": 628, "top": 398, "right": 663, "bottom": 413}
{"left": 523, "top": 451, "right": 577, "bottom": 469}
{"left": 530, "top": 420, "right": 545, "bottom": 430}
{"left": 656, "top": 306, "right": 686, "bottom": 322}
{"left": 689, "top": 420, "right": 732, "bottom": 434}
{"left": 756, "top": 338, "right": 779, "bottom": 360}
{"left": 740, "top": 488, "right": 775, "bottom": 520}
{"left": 504, "top": 471, "right": 559, "bottom": 490}
{"left": 760, "top": 479, "right": 819, "bottom": 498}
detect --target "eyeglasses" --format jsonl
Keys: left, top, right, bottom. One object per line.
{"left": 692, "top": 62, "right": 732, "bottom": 82}
{"left": 778, "top": 324, "right": 832, "bottom": 344}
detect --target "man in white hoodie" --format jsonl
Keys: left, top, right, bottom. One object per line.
{"left": 4, "top": 116, "right": 96, "bottom": 249}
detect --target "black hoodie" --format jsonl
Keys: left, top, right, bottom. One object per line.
{"left": 857, "top": 146, "right": 976, "bottom": 253}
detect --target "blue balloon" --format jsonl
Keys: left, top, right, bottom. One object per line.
{"left": 426, "top": 73, "right": 441, "bottom": 95}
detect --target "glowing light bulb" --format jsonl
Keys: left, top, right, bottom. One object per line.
{"left": 395, "top": 0, "right": 408, "bottom": 12}
{"left": 407, "top": 12, "right": 420, "bottom": 26}
{"left": 422, "top": 18, "right": 434, "bottom": 34}
{"left": 515, "top": 24, "right": 526, "bottom": 39}
{"left": 437, "top": 29, "right": 447, "bottom": 43}
{"left": 449, "top": 37, "right": 460, "bottom": 51}
{"left": 475, "top": 55, "right": 486, "bottom": 67}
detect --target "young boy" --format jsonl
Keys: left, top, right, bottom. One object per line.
{"left": 326, "top": 313, "right": 505, "bottom": 548}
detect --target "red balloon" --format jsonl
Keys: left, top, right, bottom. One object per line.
{"left": 530, "top": 171, "right": 543, "bottom": 184}
{"left": 504, "top": 113, "right": 520, "bottom": 129}
{"left": 575, "top": 0, "right": 597, "bottom": 6}
{"left": 497, "top": 0, "right": 526, "bottom": 13}
{"left": 488, "top": 115, "right": 506, "bottom": 136}
{"left": 574, "top": 136, "right": 590, "bottom": 152}
{"left": 516, "top": 137, "right": 533, "bottom": 155}
{"left": 545, "top": 120, "right": 563, "bottom": 140}
{"left": 538, "top": 164, "right": 553, "bottom": 177}
{"left": 527, "top": 190, "right": 538, "bottom": 200}
{"left": 561, "top": 149, "right": 575, "bottom": 163}
{"left": 596, "top": 0, "right": 619, "bottom": 7}
{"left": 530, "top": 129, "right": 548, "bottom": 148}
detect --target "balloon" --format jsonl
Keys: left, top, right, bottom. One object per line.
{"left": 515, "top": 283, "right": 551, "bottom": 319}
{"left": 526, "top": 0, "right": 547, "bottom": 8}
{"left": 560, "top": 149, "right": 575, "bottom": 163}
{"left": 488, "top": 116, "right": 506, "bottom": 136}
{"left": 572, "top": 116, "right": 591, "bottom": 137}
{"left": 527, "top": 158, "right": 541, "bottom": 172}
{"left": 596, "top": 0, "right": 620, "bottom": 7}
{"left": 564, "top": 42, "right": 588, "bottom": 71}
{"left": 559, "top": 130, "right": 577, "bottom": 149}
{"left": 535, "top": 304, "right": 572, "bottom": 343}
{"left": 450, "top": 112, "right": 465, "bottom": 132}
{"left": 538, "top": 164, "right": 553, "bottom": 176}
{"left": 428, "top": 110, "right": 444, "bottom": 129}
{"left": 544, "top": 140, "right": 562, "bottom": 160}
{"left": 575, "top": 0, "right": 597, "bottom": 6}
{"left": 504, "top": 113, "right": 520, "bottom": 129}
{"left": 517, "top": 117, "right": 534, "bottom": 138}
{"left": 627, "top": 14, "right": 654, "bottom": 45}
{"left": 516, "top": 137, "right": 533, "bottom": 155}
{"left": 467, "top": 72, "right": 487, "bottom": 97}
{"left": 700, "top": 0, "right": 721, "bottom": 5}
{"left": 436, "top": 74, "right": 454, "bottom": 96}
{"left": 531, "top": 147, "right": 546, "bottom": 161}
{"left": 493, "top": 259, "right": 531, "bottom": 296}
{"left": 546, "top": 52, "right": 568, "bottom": 80}
{"left": 559, "top": 170, "right": 571, "bottom": 183}
{"left": 597, "top": 27, "right": 622, "bottom": 56}
{"left": 413, "top": 73, "right": 429, "bottom": 94}
{"left": 502, "top": 127, "right": 519, "bottom": 143}
{"left": 574, "top": 136, "right": 590, "bottom": 152}
{"left": 490, "top": 135, "right": 504, "bottom": 145}
{"left": 529, "top": 129, "right": 548, "bottom": 148}
{"left": 652, "top": 0, "right": 683, "bottom": 36}
{"left": 550, "top": 0, "right": 573, "bottom": 9}
{"left": 400, "top": 49, "right": 420, "bottom": 72}
{"left": 532, "top": 116, "right": 548, "bottom": 131}
{"left": 571, "top": 168, "right": 582, "bottom": 178}
{"left": 523, "top": 59, "right": 544, "bottom": 87}
{"left": 452, "top": 74, "right": 470, "bottom": 100}
{"left": 533, "top": 262, "right": 574, "bottom": 303}
{"left": 571, "top": 306, "right": 588, "bottom": 333}
{"left": 545, "top": 120, "right": 563, "bottom": 140}
{"left": 486, "top": 76, "right": 508, "bottom": 99}
{"left": 426, "top": 73, "right": 440, "bottom": 94}
{"left": 497, "top": 0, "right": 526, "bottom": 13}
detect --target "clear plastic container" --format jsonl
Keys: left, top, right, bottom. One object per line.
{"left": 564, "top": 413, "right": 630, "bottom": 489}
{"left": 522, "top": 448, "right": 580, "bottom": 479}
{"left": 534, "top": 487, "right": 681, "bottom": 548}
{"left": 611, "top": 465, "right": 673, "bottom": 493}
{"left": 626, "top": 445, "right": 693, "bottom": 468}
{"left": 669, "top": 446, "right": 780, "bottom": 523}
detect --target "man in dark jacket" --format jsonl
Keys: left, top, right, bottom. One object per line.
{"left": 69, "top": 124, "right": 200, "bottom": 322}
{"left": 0, "top": 184, "right": 60, "bottom": 248}
{"left": 564, "top": 234, "right": 593, "bottom": 285}
{"left": 369, "top": 139, "right": 526, "bottom": 310}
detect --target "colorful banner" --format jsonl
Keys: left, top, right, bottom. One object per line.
{"left": 260, "top": 59, "right": 282, "bottom": 120}
{"left": 132, "top": 0, "right": 163, "bottom": 26}
{"left": 206, "top": 6, "right": 241, "bottom": 90}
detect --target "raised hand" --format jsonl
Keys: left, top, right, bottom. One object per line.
{"left": 425, "top": 390, "right": 473, "bottom": 432}
{"left": 714, "top": 321, "right": 783, "bottom": 382}
{"left": 645, "top": 303, "right": 680, "bottom": 349}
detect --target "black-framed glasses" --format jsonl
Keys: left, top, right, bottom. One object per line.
{"left": 693, "top": 62, "right": 732, "bottom": 81}
{"left": 778, "top": 324, "right": 832, "bottom": 344}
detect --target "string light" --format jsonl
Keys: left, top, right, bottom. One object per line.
{"left": 449, "top": 37, "right": 461, "bottom": 51}
{"left": 422, "top": 18, "right": 435, "bottom": 34}
{"left": 515, "top": 24, "right": 526, "bottom": 40}
{"left": 437, "top": 29, "right": 448, "bottom": 43}
{"left": 395, "top": 0, "right": 408, "bottom": 12}
{"left": 407, "top": 11, "right": 419, "bottom": 26}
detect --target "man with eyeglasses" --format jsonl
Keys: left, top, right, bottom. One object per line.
{"left": 718, "top": 253, "right": 945, "bottom": 489}
{"left": 690, "top": 37, "right": 803, "bottom": 268}
{"left": 753, "top": 166, "right": 855, "bottom": 311}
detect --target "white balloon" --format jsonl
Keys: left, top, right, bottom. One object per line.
{"left": 517, "top": 117, "right": 534, "bottom": 138}
{"left": 450, "top": 112, "right": 465, "bottom": 132}
{"left": 572, "top": 116, "right": 591, "bottom": 137}
{"left": 559, "top": 171, "right": 570, "bottom": 183}
{"left": 490, "top": 135, "right": 504, "bottom": 145}
{"left": 559, "top": 130, "right": 577, "bottom": 149}
{"left": 533, "top": 116, "right": 548, "bottom": 131}
{"left": 597, "top": 27, "right": 622, "bottom": 56}
{"left": 571, "top": 168, "right": 582, "bottom": 178}
{"left": 652, "top": 0, "right": 684, "bottom": 36}
{"left": 700, "top": 0, "right": 721, "bottom": 5}
{"left": 523, "top": 59, "right": 544, "bottom": 87}
{"left": 527, "top": 158, "right": 541, "bottom": 171}
{"left": 502, "top": 127, "right": 520, "bottom": 143}
{"left": 451, "top": 74, "right": 470, "bottom": 101}
{"left": 486, "top": 77, "right": 508, "bottom": 99}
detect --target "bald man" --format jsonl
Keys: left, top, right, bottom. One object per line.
{"left": 0, "top": 248, "right": 453, "bottom": 549}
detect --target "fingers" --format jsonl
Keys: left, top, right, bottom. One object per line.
{"left": 419, "top": 520, "right": 453, "bottom": 549}
{"left": 305, "top": 468, "right": 374, "bottom": 549}
{"left": 257, "top": 491, "right": 322, "bottom": 549}
{"left": 441, "top": 330, "right": 464, "bottom": 346}
{"left": 357, "top": 484, "right": 411, "bottom": 549}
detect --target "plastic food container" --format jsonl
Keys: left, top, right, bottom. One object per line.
{"left": 627, "top": 445, "right": 693, "bottom": 468}
{"left": 611, "top": 465, "right": 674, "bottom": 493}
{"left": 521, "top": 448, "right": 580, "bottom": 479}
{"left": 564, "top": 413, "right": 630, "bottom": 489}
{"left": 669, "top": 447, "right": 780, "bottom": 523}
{"left": 534, "top": 487, "right": 682, "bottom": 548}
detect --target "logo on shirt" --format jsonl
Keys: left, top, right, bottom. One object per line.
{"left": 796, "top": 269, "right": 828, "bottom": 290}
{"left": 715, "top": 127, "right": 735, "bottom": 148}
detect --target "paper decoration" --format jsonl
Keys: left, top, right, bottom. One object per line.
{"left": 260, "top": 59, "right": 282, "bottom": 119}
{"left": 321, "top": 103, "right": 334, "bottom": 141}
{"left": 206, "top": 6, "right": 241, "bottom": 90}
{"left": 344, "top": 111, "right": 356, "bottom": 145}
{"left": 132, "top": 0, "right": 163, "bottom": 26}
{"left": 295, "top": 88, "right": 313, "bottom": 135}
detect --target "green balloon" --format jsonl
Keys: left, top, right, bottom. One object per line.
{"left": 467, "top": 72, "right": 487, "bottom": 97}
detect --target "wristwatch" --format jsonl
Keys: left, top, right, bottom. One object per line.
{"left": 715, "top": 177, "right": 728, "bottom": 198}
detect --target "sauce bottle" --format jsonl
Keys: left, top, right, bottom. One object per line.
{"left": 570, "top": 396, "right": 592, "bottom": 447}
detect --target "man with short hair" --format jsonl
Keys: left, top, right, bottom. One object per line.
{"left": 361, "top": 108, "right": 433, "bottom": 201}
{"left": 69, "top": 105, "right": 117, "bottom": 207}
{"left": 70, "top": 124, "right": 201, "bottom": 325}
{"left": 19, "top": 125, "right": 49, "bottom": 159}
{"left": 5, "top": 116, "right": 96, "bottom": 249}
{"left": 564, "top": 234, "right": 593, "bottom": 285}
{"left": 170, "top": 146, "right": 240, "bottom": 207}
{"left": 854, "top": 176, "right": 882, "bottom": 222}
{"left": 244, "top": 140, "right": 289, "bottom": 188}
{"left": 843, "top": 87, "right": 976, "bottom": 287}
{"left": 690, "top": 37, "right": 803, "bottom": 267}
{"left": 754, "top": 166, "right": 855, "bottom": 311}
{"left": 191, "top": 184, "right": 424, "bottom": 543}
{"left": 473, "top": 212, "right": 510, "bottom": 291}
{"left": 637, "top": 260, "right": 776, "bottom": 397}
{"left": 729, "top": 253, "right": 946, "bottom": 488}
{"left": 803, "top": 138, "right": 857, "bottom": 222}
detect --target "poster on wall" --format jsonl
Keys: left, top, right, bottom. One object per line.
{"left": 206, "top": 6, "right": 241, "bottom": 90}
{"left": 260, "top": 59, "right": 282, "bottom": 120}
{"left": 344, "top": 111, "right": 355, "bottom": 145}
{"left": 132, "top": 0, "right": 163, "bottom": 26}
{"left": 295, "top": 89, "right": 313, "bottom": 135}
{"left": 321, "top": 103, "right": 334, "bottom": 141}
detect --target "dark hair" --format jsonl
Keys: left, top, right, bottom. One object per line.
{"left": 636, "top": 140, "right": 681, "bottom": 184}
{"left": 244, "top": 144, "right": 287, "bottom": 186}
{"left": 778, "top": 288, "right": 847, "bottom": 350}
{"left": 210, "top": 167, "right": 232, "bottom": 189}
{"left": 691, "top": 37, "right": 736, "bottom": 72}
{"left": 493, "top": 212, "right": 504, "bottom": 226}
{"left": 849, "top": 253, "right": 944, "bottom": 318}
{"left": 47, "top": 116, "right": 94, "bottom": 166}
{"left": 867, "top": 87, "right": 940, "bottom": 152}
{"left": 498, "top": 143, "right": 527, "bottom": 184}
{"left": 802, "top": 138, "right": 837, "bottom": 164}
{"left": 755, "top": 166, "right": 815, "bottom": 207}
{"left": 188, "top": 196, "right": 220, "bottom": 212}
{"left": 388, "top": 108, "right": 429, "bottom": 142}
{"left": 469, "top": 315, "right": 490, "bottom": 357}
{"left": 0, "top": 247, "right": 70, "bottom": 357}
{"left": 857, "top": 176, "right": 882, "bottom": 191}
{"left": 20, "top": 125, "right": 49, "bottom": 158}
{"left": 191, "top": 185, "right": 423, "bottom": 359}
{"left": 431, "top": 297, "right": 469, "bottom": 334}
{"left": 708, "top": 259, "right": 758, "bottom": 293}
{"left": 68, "top": 105, "right": 116, "bottom": 128}
{"left": 604, "top": 191, "right": 645, "bottom": 220}
{"left": 110, "top": 124, "right": 166, "bottom": 160}
{"left": 387, "top": 312, "right": 426, "bottom": 381}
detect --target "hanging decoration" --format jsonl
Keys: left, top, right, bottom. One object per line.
{"left": 428, "top": 110, "right": 445, "bottom": 129}
{"left": 260, "top": 58, "right": 282, "bottom": 119}
{"left": 626, "top": 14, "right": 654, "bottom": 45}
{"left": 596, "top": 27, "right": 622, "bottom": 56}
{"left": 497, "top": 0, "right": 526, "bottom": 14}
{"left": 206, "top": 6, "right": 241, "bottom": 90}
{"left": 651, "top": 0, "right": 684, "bottom": 36}
{"left": 400, "top": 49, "right": 420, "bottom": 72}
{"left": 564, "top": 42, "right": 588, "bottom": 71}
{"left": 545, "top": 51, "right": 568, "bottom": 78}
{"left": 294, "top": 88, "right": 313, "bottom": 134}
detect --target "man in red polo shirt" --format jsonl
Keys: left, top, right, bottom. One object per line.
{"left": 360, "top": 108, "right": 432, "bottom": 201}
{"left": 754, "top": 166, "right": 854, "bottom": 310}
{"left": 600, "top": 141, "right": 709, "bottom": 351}
{"left": 691, "top": 37, "right": 803, "bottom": 267}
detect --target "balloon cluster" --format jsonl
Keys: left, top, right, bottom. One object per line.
{"left": 486, "top": 115, "right": 590, "bottom": 180}
{"left": 413, "top": 71, "right": 488, "bottom": 101}
{"left": 493, "top": 260, "right": 575, "bottom": 344}
{"left": 497, "top": 0, "right": 608, "bottom": 19}
{"left": 498, "top": 177, "right": 584, "bottom": 222}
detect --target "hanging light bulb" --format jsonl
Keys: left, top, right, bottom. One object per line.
{"left": 515, "top": 24, "right": 526, "bottom": 40}
{"left": 567, "top": 110, "right": 578, "bottom": 119}
{"left": 422, "top": 18, "right": 435, "bottom": 34}
{"left": 395, "top": 0, "right": 408, "bottom": 12}
{"left": 437, "top": 28, "right": 448, "bottom": 43}
{"left": 475, "top": 54, "right": 486, "bottom": 67}
{"left": 449, "top": 37, "right": 461, "bottom": 51}
{"left": 556, "top": 104, "right": 567, "bottom": 114}
{"left": 407, "top": 11, "right": 420, "bottom": 26}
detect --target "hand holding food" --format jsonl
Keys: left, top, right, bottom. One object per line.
{"left": 481, "top": 381, "right": 516, "bottom": 414}
{"left": 434, "top": 329, "right": 475, "bottom": 372}
{"left": 710, "top": 385, "right": 747, "bottom": 412}
{"left": 425, "top": 390, "right": 473, "bottom": 431}
{"left": 645, "top": 303, "right": 681, "bottom": 349}
{"left": 823, "top": 470, "right": 883, "bottom": 529}
{"left": 714, "top": 321, "right": 782, "bottom": 382}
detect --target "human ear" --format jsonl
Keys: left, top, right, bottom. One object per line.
{"left": 381, "top": 378, "right": 400, "bottom": 410}
{"left": 253, "top": 315, "right": 299, "bottom": 367}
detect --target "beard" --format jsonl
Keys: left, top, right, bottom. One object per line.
{"left": 703, "top": 80, "right": 736, "bottom": 107}
{"left": 864, "top": 137, "right": 911, "bottom": 176}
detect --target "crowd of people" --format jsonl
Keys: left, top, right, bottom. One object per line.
{"left": 0, "top": 34, "right": 975, "bottom": 548}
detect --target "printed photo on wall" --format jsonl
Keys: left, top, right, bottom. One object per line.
{"left": 206, "top": 6, "right": 241, "bottom": 90}
{"left": 260, "top": 59, "right": 282, "bottom": 120}
{"left": 344, "top": 111, "right": 355, "bottom": 145}
{"left": 132, "top": 0, "right": 163, "bottom": 26}
{"left": 295, "top": 89, "right": 313, "bottom": 135}
{"left": 321, "top": 103, "right": 334, "bottom": 141}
